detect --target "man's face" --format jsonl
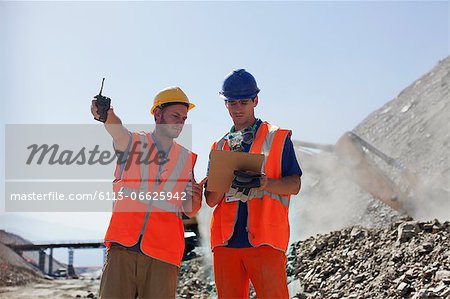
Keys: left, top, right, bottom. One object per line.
{"left": 155, "top": 104, "right": 188, "bottom": 138}
{"left": 225, "top": 97, "right": 258, "bottom": 127}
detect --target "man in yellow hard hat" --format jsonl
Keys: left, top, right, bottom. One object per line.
{"left": 91, "top": 86, "right": 205, "bottom": 298}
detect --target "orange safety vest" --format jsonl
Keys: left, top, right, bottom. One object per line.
{"left": 104, "top": 132, "right": 197, "bottom": 266}
{"left": 210, "top": 121, "right": 292, "bottom": 252}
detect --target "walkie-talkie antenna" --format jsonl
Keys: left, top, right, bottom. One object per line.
{"left": 99, "top": 78, "right": 105, "bottom": 96}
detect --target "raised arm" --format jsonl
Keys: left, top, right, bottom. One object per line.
{"left": 91, "top": 100, "right": 130, "bottom": 152}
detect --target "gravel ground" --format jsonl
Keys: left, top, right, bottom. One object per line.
{"left": 287, "top": 218, "right": 450, "bottom": 299}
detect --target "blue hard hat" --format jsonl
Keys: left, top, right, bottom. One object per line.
{"left": 219, "top": 69, "right": 260, "bottom": 100}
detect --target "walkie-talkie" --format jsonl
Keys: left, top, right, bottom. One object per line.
{"left": 94, "top": 78, "right": 111, "bottom": 123}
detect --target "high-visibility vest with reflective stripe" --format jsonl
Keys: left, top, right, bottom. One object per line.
{"left": 104, "top": 132, "right": 197, "bottom": 266}
{"left": 210, "top": 121, "right": 292, "bottom": 252}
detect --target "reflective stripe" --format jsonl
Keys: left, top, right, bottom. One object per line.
{"left": 152, "top": 201, "right": 183, "bottom": 218}
{"left": 121, "top": 186, "right": 137, "bottom": 197}
{"left": 153, "top": 144, "right": 189, "bottom": 219}
{"left": 261, "top": 125, "right": 290, "bottom": 207}
{"left": 159, "top": 146, "right": 190, "bottom": 192}
{"left": 139, "top": 133, "right": 150, "bottom": 193}
{"left": 138, "top": 134, "right": 157, "bottom": 237}
{"left": 262, "top": 191, "right": 290, "bottom": 207}
{"left": 217, "top": 138, "right": 226, "bottom": 150}
{"left": 278, "top": 131, "right": 289, "bottom": 175}
{"left": 123, "top": 135, "right": 189, "bottom": 218}
{"left": 262, "top": 125, "right": 278, "bottom": 154}
{"left": 114, "top": 131, "right": 133, "bottom": 180}
{"left": 259, "top": 124, "right": 277, "bottom": 171}
{"left": 247, "top": 190, "right": 289, "bottom": 207}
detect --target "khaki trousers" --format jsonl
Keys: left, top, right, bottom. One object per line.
{"left": 99, "top": 245, "right": 179, "bottom": 299}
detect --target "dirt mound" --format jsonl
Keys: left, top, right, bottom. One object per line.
{"left": 0, "top": 243, "right": 43, "bottom": 287}
{"left": 287, "top": 218, "right": 450, "bottom": 298}
{"left": 353, "top": 56, "right": 450, "bottom": 221}
{"left": 0, "top": 229, "right": 31, "bottom": 246}
{"left": 0, "top": 229, "right": 66, "bottom": 281}
{"left": 0, "top": 230, "right": 46, "bottom": 287}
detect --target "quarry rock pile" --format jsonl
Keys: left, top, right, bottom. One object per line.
{"left": 287, "top": 218, "right": 450, "bottom": 299}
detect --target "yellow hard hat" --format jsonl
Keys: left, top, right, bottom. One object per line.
{"left": 150, "top": 86, "right": 195, "bottom": 115}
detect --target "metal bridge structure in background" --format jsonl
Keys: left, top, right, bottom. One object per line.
{"left": 5, "top": 231, "right": 198, "bottom": 277}
{"left": 6, "top": 240, "right": 105, "bottom": 277}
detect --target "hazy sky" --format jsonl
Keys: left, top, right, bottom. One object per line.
{"left": 1, "top": 1, "right": 448, "bottom": 266}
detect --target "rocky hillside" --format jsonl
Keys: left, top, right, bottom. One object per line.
{"left": 353, "top": 56, "right": 450, "bottom": 221}
{"left": 354, "top": 56, "right": 450, "bottom": 178}
{"left": 0, "top": 230, "right": 67, "bottom": 287}
{"left": 290, "top": 56, "right": 450, "bottom": 244}
{"left": 0, "top": 231, "right": 44, "bottom": 287}
{"left": 287, "top": 218, "right": 450, "bottom": 299}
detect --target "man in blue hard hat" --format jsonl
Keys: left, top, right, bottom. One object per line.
{"left": 205, "top": 69, "right": 303, "bottom": 298}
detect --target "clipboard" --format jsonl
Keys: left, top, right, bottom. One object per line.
{"left": 207, "top": 149, "right": 264, "bottom": 193}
